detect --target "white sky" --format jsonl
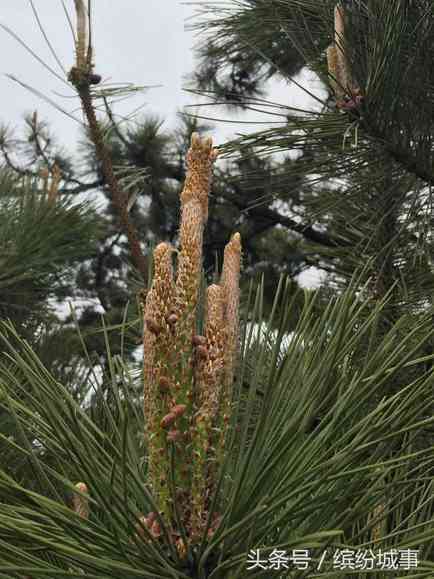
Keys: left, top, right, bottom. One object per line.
{"left": 0, "top": 0, "right": 326, "bottom": 288}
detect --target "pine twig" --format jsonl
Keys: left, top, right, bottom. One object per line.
{"left": 69, "top": 66, "right": 148, "bottom": 282}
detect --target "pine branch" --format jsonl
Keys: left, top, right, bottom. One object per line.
{"left": 363, "top": 119, "right": 434, "bottom": 187}
{"left": 69, "top": 66, "right": 148, "bottom": 282}
{"left": 218, "top": 185, "right": 344, "bottom": 248}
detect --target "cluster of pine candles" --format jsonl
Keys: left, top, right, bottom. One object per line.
{"left": 72, "top": 133, "right": 242, "bottom": 557}
{"left": 67, "top": 1, "right": 242, "bottom": 558}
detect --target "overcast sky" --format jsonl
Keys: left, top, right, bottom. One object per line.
{"left": 0, "top": 0, "right": 325, "bottom": 287}
{"left": 0, "top": 1, "right": 327, "bottom": 148}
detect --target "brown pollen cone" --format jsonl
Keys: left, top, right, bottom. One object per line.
{"left": 143, "top": 242, "right": 175, "bottom": 435}
{"left": 218, "top": 232, "right": 242, "bottom": 465}
{"left": 197, "top": 284, "right": 226, "bottom": 413}
{"left": 221, "top": 232, "right": 242, "bottom": 389}
{"left": 174, "top": 132, "right": 218, "bottom": 330}
{"left": 143, "top": 242, "right": 176, "bottom": 519}
{"left": 180, "top": 132, "right": 218, "bottom": 223}
{"left": 190, "top": 283, "right": 226, "bottom": 542}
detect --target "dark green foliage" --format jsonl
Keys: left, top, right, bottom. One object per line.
{"left": 187, "top": 0, "right": 325, "bottom": 106}
{"left": 0, "top": 180, "right": 100, "bottom": 328}
{"left": 192, "top": 0, "right": 434, "bottom": 310}
{"left": 1, "top": 278, "right": 434, "bottom": 577}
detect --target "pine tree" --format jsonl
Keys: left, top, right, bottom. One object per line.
{"left": 1, "top": 2, "right": 434, "bottom": 578}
